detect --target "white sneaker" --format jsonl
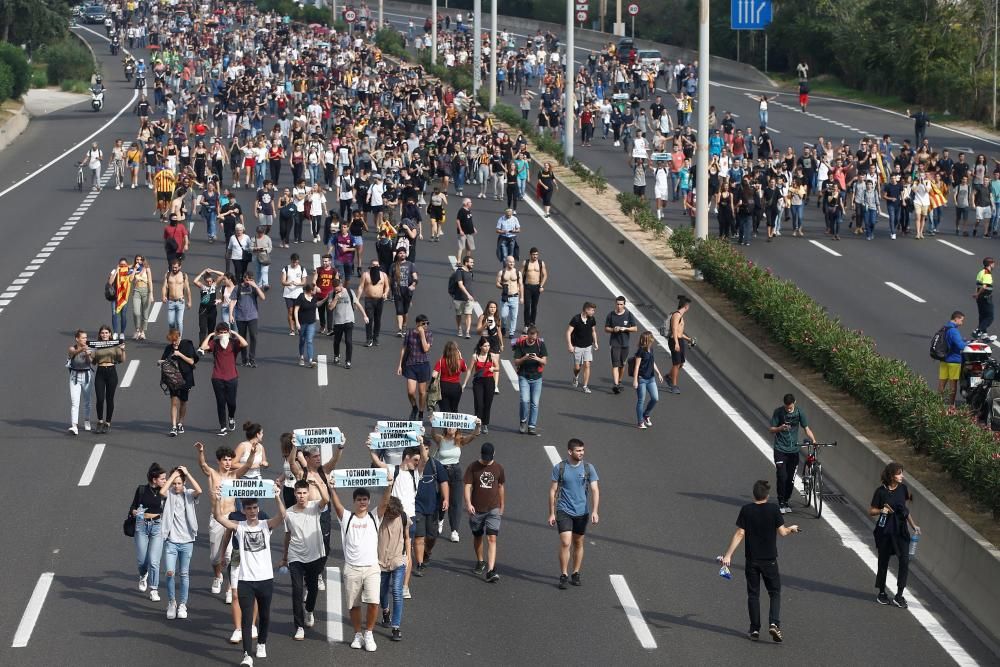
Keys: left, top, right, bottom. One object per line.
{"left": 255, "top": 644, "right": 267, "bottom": 659}
{"left": 402, "top": 586, "right": 411, "bottom": 599}
{"left": 363, "top": 630, "right": 377, "bottom": 652}
{"left": 294, "top": 627, "right": 305, "bottom": 640}
{"left": 176, "top": 603, "right": 187, "bottom": 619}
{"left": 305, "top": 611, "right": 315, "bottom": 628}
{"left": 240, "top": 653, "right": 253, "bottom": 667}
{"left": 68, "top": 424, "right": 79, "bottom": 435}
{"left": 138, "top": 574, "right": 148, "bottom": 592}
{"left": 251, "top": 625, "right": 258, "bottom": 639}
{"left": 84, "top": 420, "right": 92, "bottom": 432}
{"left": 225, "top": 589, "right": 233, "bottom": 604}
{"left": 211, "top": 576, "right": 223, "bottom": 594}
{"left": 450, "top": 530, "right": 460, "bottom": 543}
{"left": 350, "top": 632, "right": 364, "bottom": 649}
{"left": 437, "top": 519, "right": 444, "bottom": 534}
{"left": 166, "top": 601, "right": 177, "bottom": 619}
{"left": 229, "top": 628, "right": 242, "bottom": 644}
{"left": 317, "top": 575, "right": 325, "bottom": 591}
{"left": 891, "top": 233, "right": 897, "bottom": 240}
{"left": 149, "top": 589, "right": 160, "bottom": 602}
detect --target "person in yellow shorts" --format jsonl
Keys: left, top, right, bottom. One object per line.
{"left": 937, "top": 311, "right": 967, "bottom": 406}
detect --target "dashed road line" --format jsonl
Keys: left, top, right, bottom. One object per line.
{"left": 542, "top": 445, "right": 561, "bottom": 466}
{"left": 317, "top": 354, "right": 329, "bottom": 386}
{"left": 808, "top": 240, "right": 842, "bottom": 257}
{"left": 11, "top": 572, "right": 54, "bottom": 647}
{"left": 885, "top": 281, "right": 926, "bottom": 303}
{"left": 78, "top": 444, "right": 106, "bottom": 486}
{"left": 937, "top": 239, "right": 975, "bottom": 256}
{"left": 120, "top": 360, "right": 140, "bottom": 388}
{"left": 325, "top": 566, "right": 343, "bottom": 643}
{"left": 609, "top": 574, "right": 657, "bottom": 649}
{"left": 148, "top": 301, "right": 162, "bottom": 323}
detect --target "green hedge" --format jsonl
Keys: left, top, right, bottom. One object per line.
{"left": 41, "top": 38, "right": 95, "bottom": 86}
{"left": 0, "top": 61, "right": 13, "bottom": 104}
{"left": 0, "top": 43, "right": 31, "bottom": 101}
{"left": 668, "top": 227, "right": 1000, "bottom": 517}
{"left": 375, "top": 28, "right": 407, "bottom": 60}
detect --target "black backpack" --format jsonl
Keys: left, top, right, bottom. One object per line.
{"left": 929, "top": 325, "right": 950, "bottom": 361}
{"left": 448, "top": 268, "right": 462, "bottom": 298}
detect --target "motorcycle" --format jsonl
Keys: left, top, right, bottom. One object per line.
{"left": 124, "top": 62, "right": 134, "bottom": 82}
{"left": 959, "top": 333, "right": 997, "bottom": 398}
{"left": 90, "top": 87, "right": 104, "bottom": 112}
{"left": 965, "top": 358, "right": 1000, "bottom": 429}
{"left": 110, "top": 39, "right": 119, "bottom": 56}
{"left": 135, "top": 75, "right": 146, "bottom": 90}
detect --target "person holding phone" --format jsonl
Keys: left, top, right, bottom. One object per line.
{"left": 768, "top": 394, "right": 817, "bottom": 514}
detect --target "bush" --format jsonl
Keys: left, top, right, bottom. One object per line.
{"left": 30, "top": 67, "right": 48, "bottom": 88}
{"left": 0, "top": 43, "right": 30, "bottom": 100}
{"left": 0, "top": 61, "right": 13, "bottom": 103}
{"left": 375, "top": 28, "right": 407, "bottom": 60}
{"left": 667, "top": 227, "right": 1000, "bottom": 517}
{"left": 42, "top": 38, "right": 95, "bottom": 86}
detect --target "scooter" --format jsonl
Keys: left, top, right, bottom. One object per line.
{"left": 135, "top": 75, "right": 146, "bottom": 90}
{"left": 124, "top": 62, "right": 134, "bottom": 82}
{"left": 91, "top": 87, "right": 104, "bottom": 112}
{"left": 965, "top": 358, "right": 1000, "bottom": 429}
{"left": 959, "top": 333, "right": 997, "bottom": 398}
{"left": 110, "top": 39, "right": 119, "bottom": 56}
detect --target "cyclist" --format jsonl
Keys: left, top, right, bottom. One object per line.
{"left": 767, "top": 393, "right": 817, "bottom": 514}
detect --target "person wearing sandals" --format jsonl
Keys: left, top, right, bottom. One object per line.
{"left": 130, "top": 255, "right": 154, "bottom": 340}
{"left": 92, "top": 325, "right": 126, "bottom": 434}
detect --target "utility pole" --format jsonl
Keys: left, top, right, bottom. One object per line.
{"left": 473, "top": 0, "right": 482, "bottom": 100}
{"left": 431, "top": 0, "right": 438, "bottom": 65}
{"left": 695, "top": 0, "right": 709, "bottom": 241}
{"left": 564, "top": 0, "right": 575, "bottom": 163}
{"left": 994, "top": 0, "right": 998, "bottom": 127}
{"left": 613, "top": 0, "right": 624, "bottom": 36}
{"left": 489, "top": 0, "right": 497, "bottom": 109}
{"left": 378, "top": 0, "right": 383, "bottom": 29}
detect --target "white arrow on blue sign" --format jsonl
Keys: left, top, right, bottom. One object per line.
{"left": 731, "top": 0, "right": 771, "bottom": 30}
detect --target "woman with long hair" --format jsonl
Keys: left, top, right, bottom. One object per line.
{"left": 92, "top": 325, "right": 126, "bottom": 434}
{"left": 476, "top": 301, "right": 504, "bottom": 394}
{"left": 432, "top": 340, "right": 467, "bottom": 413}
{"left": 108, "top": 257, "right": 134, "bottom": 340}
{"left": 463, "top": 337, "right": 498, "bottom": 433}
{"left": 378, "top": 496, "right": 409, "bottom": 642}
{"left": 868, "top": 462, "right": 920, "bottom": 609}
{"left": 130, "top": 254, "right": 154, "bottom": 340}
{"left": 632, "top": 331, "right": 664, "bottom": 430}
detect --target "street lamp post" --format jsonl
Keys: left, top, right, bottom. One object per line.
{"left": 564, "top": 0, "right": 575, "bottom": 163}
{"left": 431, "top": 0, "right": 438, "bottom": 65}
{"left": 993, "top": 0, "right": 997, "bottom": 127}
{"left": 473, "top": 0, "right": 482, "bottom": 100}
{"left": 695, "top": 0, "right": 709, "bottom": 241}
{"left": 489, "top": 0, "right": 497, "bottom": 109}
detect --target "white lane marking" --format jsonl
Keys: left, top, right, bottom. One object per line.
{"left": 609, "top": 575, "right": 657, "bottom": 649}
{"left": 542, "top": 445, "right": 561, "bottom": 467}
{"left": 18, "top": 272, "right": 34, "bottom": 278}
{"left": 885, "top": 281, "right": 926, "bottom": 303}
{"left": 937, "top": 239, "right": 975, "bottom": 256}
{"left": 522, "top": 186, "right": 976, "bottom": 662}
{"left": 120, "top": 360, "right": 140, "bottom": 388}
{"left": 11, "top": 572, "right": 55, "bottom": 648}
{"left": 148, "top": 301, "right": 162, "bottom": 323}
{"left": 325, "top": 566, "right": 343, "bottom": 643}
{"left": 6, "top": 286, "right": 22, "bottom": 292}
{"left": 78, "top": 444, "right": 106, "bottom": 486}
{"left": 809, "top": 239, "right": 843, "bottom": 257}
{"left": 317, "top": 354, "right": 328, "bottom": 386}
{"left": 12, "top": 279, "right": 28, "bottom": 285}
{"left": 0, "top": 292, "right": 16, "bottom": 298}
{"left": 501, "top": 359, "right": 519, "bottom": 390}
{"left": 0, "top": 300, "right": 9, "bottom": 307}
{"left": 312, "top": 253, "right": 321, "bottom": 269}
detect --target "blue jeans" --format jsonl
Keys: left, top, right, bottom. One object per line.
{"left": 255, "top": 163, "right": 265, "bottom": 189}
{"left": 759, "top": 109, "right": 768, "bottom": 126}
{"left": 134, "top": 519, "right": 164, "bottom": 590}
{"left": 990, "top": 204, "right": 1000, "bottom": 236}
{"left": 203, "top": 210, "right": 217, "bottom": 239}
{"left": 379, "top": 565, "right": 405, "bottom": 628}
{"left": 886, "top": 202, "right": 900, "bottom": 231}
{"left": 864, "top": 208, "right": 878, "bottom": 238}
{"left": 501, "top": 295, "right": 520, "bottom": 339}
{"left": 167, "top": 299, "right": 185, "bottom": 336}
{"left": 790, "top": 203, "right": 804, "bottom": 231}
{"left": 112, "top": 303, "right": 129, "bottom": 336}
{"left": 518, "top": 376, "right": 543, "bottom": 427}
{"left": 164, "top": 540, "right": 193, "bottom": 604}
{"left": 298, "top": 321, "right": 316, "bottom": 361}
{"left": 636, "top": 377, "right": 659, "bottom": 424}
{"left": 254, "top": 257, "right": 270, "bottom": 288}
{"left": 497, "top": 236, "right": 517, "bottom": 263}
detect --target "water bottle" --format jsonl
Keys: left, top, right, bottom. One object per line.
{"left": 908, "top": 534, "right": 920, "bottom": 558}
{"left": 136, "top": 504, "right": 146, "bottom": 523}
{"left": 277, "top": 565, "right": 289, "bottom": 577}
{"left": 877, "top": 511, "right": 887, "bottom": 528}
{"left": 715, "top": 556, "right": 732, "bottom": 580}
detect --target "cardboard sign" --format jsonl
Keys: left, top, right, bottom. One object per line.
{"left": 368, "top": 431, "right": 421, "bottom": 450}
{"left": 333, "top": 468, "right": 389, "bottom": 488}
{"left": 377, "top": 420, "right": 424, "bottom": 435}
{"left": 221, "top": 478, "right": 276, "bottom": 498}
{"left": 431, "top": 412, "right": 478, "bottom": 430}
{"left": 650, "top": 152, "right": 671, "bottom": 161}
{"left": 612, "top": 93, "right": 630, "bottom": 100}
{"left": 293, "top": 427, "right": 344, "bottom": 447}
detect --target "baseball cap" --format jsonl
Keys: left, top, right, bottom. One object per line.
{"left": 480, "top": 442, "right": 495, "bottom": 462}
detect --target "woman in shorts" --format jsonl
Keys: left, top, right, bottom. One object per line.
{"left": 158, "top": 328, "right": 197, "bottom": 436}
{"left": 398, "top": 314, "right": 433, "bottom": 421}
{"left": 426, "top": 187, "right": 447, "bottom": 241}
{"left": 349, "top": 209, "right": 369, "bottom": 274}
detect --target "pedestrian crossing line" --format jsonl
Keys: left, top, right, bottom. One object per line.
{"left": 11, "top": 572, "right": 54, "bottom": 648}
{"left": 609, "top": 575, "right": 657, "bottom": 649}
{"left": 148, "top": 301, "right": 162, "bottom": 323}
{"left": 317, "top": 354, "right": 329, "bottom": 386}
{"left": 78, "top": 443, "right": 106, "bottom": 486}
{"left": 325, "top": 566, "right": 343, "bottom": 643}
{"left": 120, "top": 360, "right": 140, "bottom": 388}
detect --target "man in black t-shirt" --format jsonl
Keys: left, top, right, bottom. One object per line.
{"left": 603, "top": 296, "right": 637, "bottom": 394}
{"left": 720, "top": 480, "right": 800, "bottom": 643}
{"left": 565, "top": 302, "right": 598, "bottom": 394}
{"left": 456, "top": 198, "right": 476, "bottom": 262}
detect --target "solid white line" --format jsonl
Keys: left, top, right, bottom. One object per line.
{"left": 78, "top": 444, "right": 106, "bottom": 486}
{"left": 120, "top": 360, "right": 139, "bottom": 388}
{"left": 325, "top": 566, "right": 343, "bottom": 643}
{"left": 11, "top": 572, "right": 54, "bottom": 647}
{"left": 885, "top": 281, "right": 926, "bottom": 303}
{"left": 937, "top": 239, "right": 975, "bottom": 256}
{"left": 317, "top": 354, "right": 328, "bottom": 386}
{"left": 542, "top": 445, "right": 561, "bottom": 467}
{"left": 609, "top": 574, "right": 657, "bottom": 649}
{"left": 147, "top": 301, "right": 162, "bottom": 323}
{"left": 523, "top": 185, "right": 975, "bottom": 662}
{"left": 808, "top": 240, "right": 842, "bottom": 257}
{"left": 501, "top": 359, "right": 519, "bottom": 390}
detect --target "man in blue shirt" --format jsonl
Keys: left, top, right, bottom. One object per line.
{"left": 547, "top": 439, "right": 600, "bottom": 589}
{"left": 413, "top": 439, "right": 449, "bottom": 576}
{"left": 939, "top": 311, "right": 968, "bottom": 406}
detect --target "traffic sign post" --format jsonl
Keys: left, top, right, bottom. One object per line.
{"left": 627, "top": 3, "right": 638, "bottom": 38}
{"left": 730, "top": 0, "right": 771, "bottom": 30}
{"left": 342, "top": 8, "right": 357, "bottom": 23}
{"left": 575, "top": 3, "right": 589, "bottom": 25}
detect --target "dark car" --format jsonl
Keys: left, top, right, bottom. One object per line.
{"left": 82, "top": 5, "right": 106, "bottom": 24}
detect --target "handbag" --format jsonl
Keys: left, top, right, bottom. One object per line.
{"left": 123, "top": 485, "right": 142, "bottom": 537}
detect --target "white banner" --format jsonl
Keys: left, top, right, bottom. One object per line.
{"left": 368, "top": 431, "right": 421, "bottom": 450}
{"left": 377, "top": 420, "right": 425, "bottom": 435}
{"left": 430, "top": 412, "right": 478, "bottom": 430}
{"left": 293, "top": 427, "right": 344, "bottom": 447}
{"left": 333, "top": 468, "right": 389, "bottom": 488}
{"left": 221, "top": 478, "right": 275, "bottom": 498}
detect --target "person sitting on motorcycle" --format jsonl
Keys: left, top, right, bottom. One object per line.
{"left": 939, "top": 310, "right": 969, "bottom": 407}
{"left": 136, "top": 59, "right": 147, "bottom": 77}
{"left": 93, "top": 74, "right": 105, "bottom": 92}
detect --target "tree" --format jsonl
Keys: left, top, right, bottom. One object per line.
{"left": 0, "top": 0, "right": 71, "bottom": 55}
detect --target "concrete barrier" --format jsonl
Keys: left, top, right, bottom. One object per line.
{"left": 0, "top": 103, "right": 29, "bottom": 153}
{"left": 533, "top": 157, "right": 1000, "bottom": 647}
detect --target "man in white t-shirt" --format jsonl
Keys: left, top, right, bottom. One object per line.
{"left": 279, "top": 479, "right": 328, "bottom": 640}
{"left": 212, "top": 483, "right": 286, "bottom": 667}
{"left": 331, "top": 480, "right": 392, "bottom": 652}
{"left": 80, "top": 142, "right": 104, "bottom": 191}
{"left": 281, "top": 253, "right": 308, "bottom": 335}
{"left": 370, "top": 444, "right": 421, "bottom": 598}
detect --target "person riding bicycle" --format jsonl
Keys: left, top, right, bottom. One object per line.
{"left": 767, "top": 393, "right": 816, "bottom": 514}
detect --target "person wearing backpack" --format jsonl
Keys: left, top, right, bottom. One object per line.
{"left": 936, "top": 311, "right": 968, "bottom": 406}
{"left": 547, "top": 439, "right": 600, "bottom": 590}
{"left": 632, "top": 331, "right": 665, "bottom": 429}
{"left": 158, "top": 328, "right": 197, "bottom": 437}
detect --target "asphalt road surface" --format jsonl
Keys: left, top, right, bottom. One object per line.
{"left": 0, "top": 21, "right": 994, "bottom": 667}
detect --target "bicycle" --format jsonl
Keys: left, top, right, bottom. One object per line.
{"left": 76, "top": 162, "right": 85, "bottom": 191}
{"left": 799, "top": 440, "right": 837, "bottom": 518}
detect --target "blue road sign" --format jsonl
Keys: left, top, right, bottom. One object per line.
{"left": 731, "top": 0, "right": 772, "bottom": 30}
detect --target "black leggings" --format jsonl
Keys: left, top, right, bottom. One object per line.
{"left": 506, "top": 184, "right": 519, "bottom": 211}
{"left": 364, "top": 297, "right": 383, "bottom": 342}
{"left": 237, "top": 320, "right": 258, "bottom": 363}
{"left": 438, "top": 380, "right": 462, "bottom": 412}
{"left": 293, "top": 212, "right": 304, "bottom": 243}
{"left": 773, "top": 451, "right": 799, "bottom": 505}
{"left": 199, "top": 306, "right": 218, "bottom": 345}
{"left": 473, "top": 376, "right": 495, "bottom": 425}
{"left": 279, "top": 214, "right": 292, "bottom": 244}
{"left": 875, "top": 539, "right": 909, "bottom": 594}
{"left": 339, "top": 199, "right": 352, "bottom": 221}
{"left": 523, "top": 284, "right": 541, "bottom": 328}
{"left": 211, "top": 378, "right": 238, "bottom": 427}
{"left": 237, "top": 579, "right": 273, "bottom": 655}
{"left": 332, "top": 323, "right": 354, "bottom": 362}
{"left": 442, "top": 463, "right": 463, "bottom": 532}
{"left": 95, "top": 365, "right": 119, "bottom": 421}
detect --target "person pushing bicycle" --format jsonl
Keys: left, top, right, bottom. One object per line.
{"left": 767, "top": 393, "right": 817, "bottom": 514}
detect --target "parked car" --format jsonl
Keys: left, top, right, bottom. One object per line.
{"left": 637, "top": 49, "right": 663, "bottom": 69}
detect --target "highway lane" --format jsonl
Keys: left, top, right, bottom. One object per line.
{"left": 0, "top": 24, "right": 993, "bottom": 667}
{"left": 382, "top": 2, "right": 1000, "bottom": 386}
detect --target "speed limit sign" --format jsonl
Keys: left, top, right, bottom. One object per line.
{"left": 575, "top": 10, "right": 588, "bottom": 22}
{"left": 627, "top": 2, "right": 639, "bottom": 15}
{"left": 343, "top": 9, "right": 357, "bottom": 23}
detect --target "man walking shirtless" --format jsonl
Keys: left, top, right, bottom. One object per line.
{"left": 358, "top": 260, "right": 390, "bottom": 347}
{"left": 163, "top": 260, "right": 192, "bottom": 336}
{"left": 522, "top": 247, "right": 548, "bottom": 332}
